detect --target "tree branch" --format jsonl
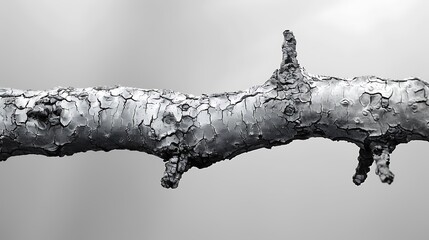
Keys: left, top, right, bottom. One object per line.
{"left": 1, "top": 30, "right": 427, "bottom": 188}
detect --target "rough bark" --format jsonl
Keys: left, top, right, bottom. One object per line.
{"left": 1, "top": 30, "right": 428, "bottom": 188}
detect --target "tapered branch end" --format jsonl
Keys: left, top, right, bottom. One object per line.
{"left": 352, "top": 174, "right": 366, "bottom": 186}
{"left": 280, "top": 30, "right": 299, "bottom": 72}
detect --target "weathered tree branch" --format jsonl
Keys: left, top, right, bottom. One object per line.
{"left": 1, "top": 30, "right": 427, "bottom": 188}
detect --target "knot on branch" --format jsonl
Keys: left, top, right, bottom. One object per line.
{"left": 27, "top": 96, "right": 64, "bottom": 129}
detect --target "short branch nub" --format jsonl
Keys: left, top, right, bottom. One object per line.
{"left": 161, "top": 156, "right": 189, "bottom": 189}
{"left": 370, "top": 142, "right": 395, "bottom": 184}
{"left": 280, "top": 30, "right": 299, "bottom": 72}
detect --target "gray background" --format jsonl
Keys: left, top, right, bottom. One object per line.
{"left": 0, "top": 0, "right": 429, "bottom": 239}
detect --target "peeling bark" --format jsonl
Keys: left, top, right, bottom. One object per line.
{"left": 1, "top": 30, "right": 427, "bottom": 188}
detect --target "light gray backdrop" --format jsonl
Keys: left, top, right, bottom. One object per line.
{"left": 0, "top": 0, "right": 428, "bottom": 239}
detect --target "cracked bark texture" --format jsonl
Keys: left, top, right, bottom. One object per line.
{"left": 0, "top": 30, "right": 427, "bottom": 188}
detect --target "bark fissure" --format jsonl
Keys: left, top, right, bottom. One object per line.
{"left": 1, "top": 30, "right": 428, "bottom": 188}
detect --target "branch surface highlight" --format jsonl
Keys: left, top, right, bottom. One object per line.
{"left": 1, "top": 30, "right": 427, "bottom": 188}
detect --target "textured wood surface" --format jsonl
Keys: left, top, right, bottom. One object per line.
{"left": 1, "top": 30, "right": 428, "bottom": 188}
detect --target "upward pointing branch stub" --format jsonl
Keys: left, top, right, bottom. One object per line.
{"left": 280, "top": 30, "right": 299, "bottom": 73}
